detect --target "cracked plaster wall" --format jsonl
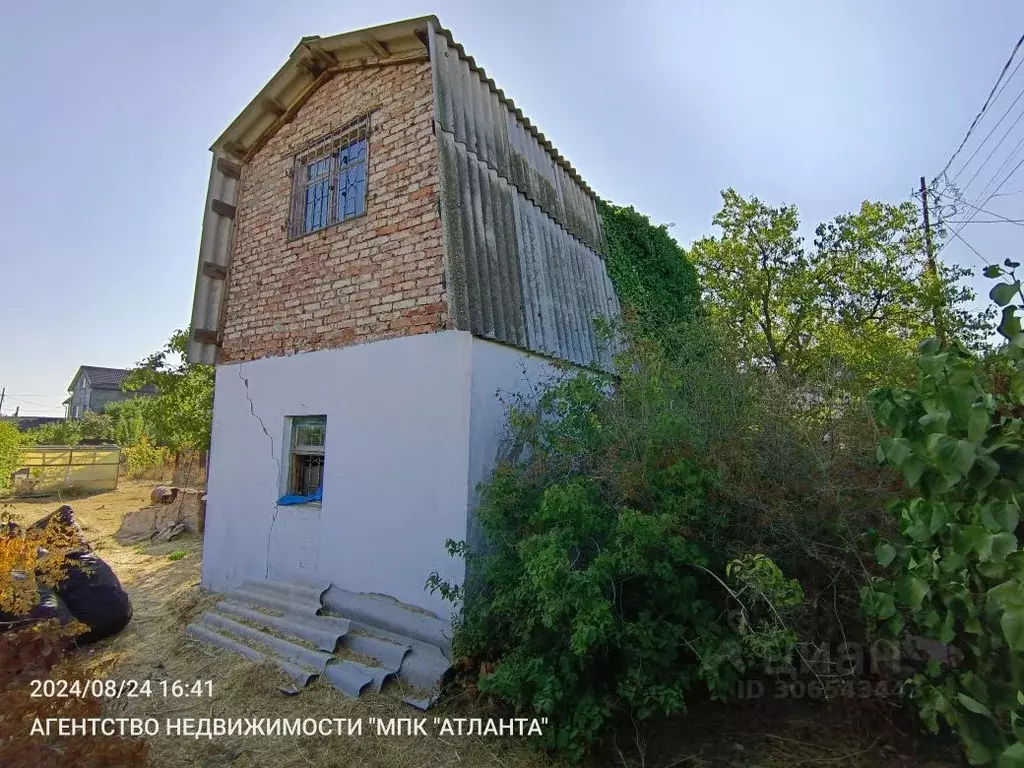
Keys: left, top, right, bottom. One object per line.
{"left": 203, "top": 330, "right": 473, "bottom": 619}
{"left": 203, "top": 330, "right": 560, "bottom": 618}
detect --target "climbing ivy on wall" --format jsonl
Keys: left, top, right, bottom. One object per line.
{"left": 597, "top": 199, "right": 702, "bottom": 331}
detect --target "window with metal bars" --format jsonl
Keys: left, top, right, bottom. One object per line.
{"left": 288, "top": 117, "right": 369, "bottom": 239}
{"left": 287, "top": 415, "right": 326, "bottom": 498}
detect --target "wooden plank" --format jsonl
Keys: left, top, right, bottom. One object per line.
{"left": 216, "top": 157, "right": 241, "bottom": 179}
{"left": 201, "top": 261, "right": 228, "bottom": 280}
{"left": 193, "top": 328, "right": 221, "bottom": 345}
{"left": 363, "top": 38, "right": 390, "bottom": 59}
{"left": 222, "top": 140, "right": 248, "bottom": 158}
{"left": 262, "top": 97, "right": 287, "bottom": 117}
{"left": 211, "top": 199, "right": 236, "bottom": 219}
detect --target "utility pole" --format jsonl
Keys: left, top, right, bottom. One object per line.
{"left": 920, "top": 176, "right": 946, "bottom": 346}
{"left": 0, "top": 387, "right": 5, "bottom": 415}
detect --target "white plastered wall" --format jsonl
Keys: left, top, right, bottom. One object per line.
{"left": 201, "top": 331, "right": 561, "bottom": 619}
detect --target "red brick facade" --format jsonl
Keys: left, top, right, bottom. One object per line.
{"left": 219, "top": 62, "right": 446, "bottom": 364}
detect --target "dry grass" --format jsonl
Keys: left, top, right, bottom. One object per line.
{"left": 2, "top": 483, "right": 962, "bottom": 767}
{"left": 2, "top": 484, "right": 558, "bottom": 767}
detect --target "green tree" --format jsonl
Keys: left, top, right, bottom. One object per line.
{"left": 26, "top": 420, "right": 82, "bottom": 447}
{"left": 689, "top": 189, "right": 992, "bottom": 394}
{"left": 0, "top": 422, "right": 26, "bottom": 493}
{"left": 122, "top": 328, "right": 213, "bottom": 457}
{"left": 78, "top": 411, "right": 114, "bottom": 442}
{"left": 103, "top": 399, "right": 149, "bottom": 448}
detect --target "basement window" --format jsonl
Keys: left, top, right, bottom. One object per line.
{"left": 288, "top": 117, "right": 369, "bottom": 239}
{"left": 286, "top": 416, "right": 326, "bottom": 501}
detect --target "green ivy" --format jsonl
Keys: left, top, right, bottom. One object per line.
{"left": 597, "top": 200, "right": 701, "bottom": 332}
{"left": 864, "top": 259, "right": 1024, "bottom": 766}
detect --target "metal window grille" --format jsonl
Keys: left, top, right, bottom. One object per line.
{"left": 288, "top": 415, "right": 326, "bottom": 497}
{"left": 288, "top": 117, "right": 370, "bottom": 239}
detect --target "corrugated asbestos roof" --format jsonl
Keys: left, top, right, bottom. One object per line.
{"left": 186, "top": 577, "right": 451, "bottom": 708}
{"left": 209, "top": 16, "right": 599, "bottom": 204}
{"left": 429, "top": 25, "right": 620, "bottom": 368}
{"left": 188, "top": 16, "right": 620, "bottom": 368}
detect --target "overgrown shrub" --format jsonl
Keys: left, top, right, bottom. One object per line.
{"left": 26, "top": 419, "right": 82, "bottom": 447}
{"left": 122, "top": 436, "right": 169, "bottom": 480}
{"left": 429, "top": 323, "right": 891, "bottom": 758}
{"left": 0, "top": 422, "right": 26, "bottom": 494}
{"left": 105, "top": 399, "right": 149, "bottom": 448}
{"left": 863, "top": 262, "right": 1024, "bottom": 766}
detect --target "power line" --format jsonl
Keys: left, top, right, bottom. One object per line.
{"left": 949, "top": 82, "right": 1024, "bottom": 186}
{"left": 993, "top": 53, "right": 1024, "bottom": 106}
{"left": 5, "top": 393, "right": 70, "bottom": 398}
{"left": 5, "top": 396, "right": 66, "bottom": 411}
{"left": 993, "top": 153, "right": 1024, "bottom": 198}
{"left": 946, "top": 218, "right": 1024, "bottom": 224}
{"left": 934, "top": 31, "right": 1024, "bottom": 183}
{"left": 933, "top": 135, "right": 1024, "bottom": 256}
{"left": 972, "top": 133, "right": 1024, "bottom": 207}
{"left": 958, "top": 107, "right": 1024, "bottom": 195}
{"left": 948, "top": 228, "right": 993, "bottom": 267}
{"left": 933, "top": 193, "right": 1024, "bottom": 224}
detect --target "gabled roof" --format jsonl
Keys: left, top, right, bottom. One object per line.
{"left": 209, "top": 15, "right": 598, "bottom": 201}
{"left": 68, "top": 366, "right": 133, "bottom": 392}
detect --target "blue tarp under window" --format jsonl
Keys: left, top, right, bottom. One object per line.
{"left": 277, "top": 487, "right": 323, "bottom": 506}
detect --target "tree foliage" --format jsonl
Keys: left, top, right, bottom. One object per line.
{"left": 24, "top": 420, "right": 82, "bottom": 448}
{"left": 863, "top": 261, "right": 1024, "bottom": 766}
{"left": 104, "top": 398, "right": 150, "bottom": 448}
{"left": 690, "top": 189, "right": 993, "bottom": 395}
{"left": 0, "top": 422, "right": 26, "bottom": 494}
{"left": 123, "top": 328, "right": 213, "bottom": 455}
{"left": 427, "top": 323, "right": 883, "bottom": 758}
{"left": 598, "top": 200, "right": 701, "bottom": 332}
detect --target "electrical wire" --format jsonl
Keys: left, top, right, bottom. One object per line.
{"left": 5, "top": 396, "right": 67, "bottom": 411}
{"left": 5, "top": 393, "right": 71, "bottom": 398}
{"left": 945, "top": 219, "right": 1024, "bottom": 224}
{"left": 940, "top": 226, "right": 994, "bottom": 270}
{"left": 964, "top": 134, "right": 1024, "bottom": 216}
{"left": 949, "top": 83, "right": 1024, "bottom": 186}
{"left": 934, "top": 31, "right": 1024, "bottom": 183}
{"left": 932, "top": 134, "right": 1024, "bottom": 258}
{"left": 937, "top": 195, "right": 1024, "bottom": 224}
{"left": 957, "top": 109, "right": 1024, "bottom": 195}
{"left": 992, "top": 153, "right": 1024, "bottom": 198}
{"left": 948, "top": 230, "right": 993, "bottom": 271}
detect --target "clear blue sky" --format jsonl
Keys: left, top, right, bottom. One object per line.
{"left": 2, "top": 1, "right": 1023, "bottom": 415}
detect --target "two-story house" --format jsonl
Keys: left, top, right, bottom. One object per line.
{"left": 186, "top": 16, "right": 620, "bottom": 623}
{"left": 64, "top": 366, "right": 155, "bottom": 419}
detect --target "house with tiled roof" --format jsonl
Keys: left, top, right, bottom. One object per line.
{"left": 64, "top": 366, "right": 155, "bottom": 418}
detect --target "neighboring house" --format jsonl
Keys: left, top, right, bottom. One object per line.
{"left": 186, "top": 16, "right": 621, "bottom": 621}
{"left": 65, "top": 366, "right": 155, "bottom": 418}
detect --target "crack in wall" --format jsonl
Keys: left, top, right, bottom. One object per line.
{"left": 236, "top": 365, "right": 282, "bottom": 580}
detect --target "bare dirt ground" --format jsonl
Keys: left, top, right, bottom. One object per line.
{"left": 2, "top": 483, "right": 963, "bottom": 767}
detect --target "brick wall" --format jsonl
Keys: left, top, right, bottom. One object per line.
{"left": 219, "top": 61, "right": 446, "bottom": 364}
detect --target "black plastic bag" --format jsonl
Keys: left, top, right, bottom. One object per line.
{"left": 57, "top": 552, "right": 133, "bottom": 645}
{"left": 0, "top": 585, "right": 75, "bottom": 634}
